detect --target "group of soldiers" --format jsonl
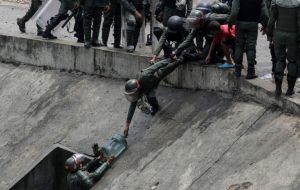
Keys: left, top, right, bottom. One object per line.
{"left": 16, "top": 0, "right": 150, "bottom": 51}
{"left": 122, "top": 0, "right": 300, "bottom": 137}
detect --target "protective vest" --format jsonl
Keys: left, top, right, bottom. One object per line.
{"left": 237, "top": 0, "right": 262, "bottom": 22}
{"left": 274, "top": 4, "right": 300, "bottom": 33}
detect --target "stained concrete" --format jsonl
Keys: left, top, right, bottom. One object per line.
{"left": 0, "top": 63, "right": 299, "bottom": 190}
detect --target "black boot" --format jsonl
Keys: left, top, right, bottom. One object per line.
{"left": 42, "top": 15, "right": 62, "bottom": 39}
{"left": 235, "top": 63, "right": 242, "bottom": 77}
{"left": 274, "top": 75, "right": 283, "bottom": 97}
{"left": 147, "top": 97, "right": 160, "bottom": 116}
{"left": 286, "top": 75, "right": 297, "bottom": 96}
{"left": 246, "top": 64, "right": 258, "bottom": 79}
{"left": 17, "top": 18, "right": 26, "bottom": 33}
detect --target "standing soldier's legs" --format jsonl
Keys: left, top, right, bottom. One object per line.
{"left": 83, "top": 7, "right": 93, "bottom": 48}
{"left": 17, "top": 0, "right": 42, "bottom": 34}
{"left": 102, "top": 5, "right": 114, "bottom": 46}
{"left": 234, "top": 25, "right": 246, "bottom": 77}
{"left": 274, "top": 43, "right": 287, "bottom": 97}
{"left": 113, "top": 3, "right": 122, "bottom": 48}
{"left": 132, "top": 20, "right": 143, "bottom": 49}
{"left": 91, "top": 8, "right": 103, "bottom": 46}
{"left": 245, "top": 24, "right": 258, "bottom": 79}
{"left": 285, "top": 43, "right": 298, "bottom": 96}
{"left": 125, "top": 12, "right": 137, "bottom": 53}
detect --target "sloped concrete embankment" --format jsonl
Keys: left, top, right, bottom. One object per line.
{"left": 0, "top": 34, "right": 299, "bottom": 115}
{"left": 0, "top": 64, "right": 300, "bottom": 190}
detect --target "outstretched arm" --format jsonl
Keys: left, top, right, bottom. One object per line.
{"left": 124, "top": 101, "right": 137, "bottom": 137}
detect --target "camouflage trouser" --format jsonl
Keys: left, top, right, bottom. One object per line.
{"left": 102, "top": 0, "right": 122, "bottom": 46}
{"left": 274, "top": 42, "right": 298, "bottom": 79}
{"left": 234, "top": 21, "right": 258, "bottom": 72}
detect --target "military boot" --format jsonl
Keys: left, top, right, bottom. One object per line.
{"left": 246, "top": 64, "right": 258, "bottom": 79}
{"left": 42, "top": 17, "right": 60, "bottom": 39}
{"left": 17, "top": 18, "right": 26, "bottom": 33}
{"left": 274, "top": 74, "right": 283, "bottom": 97}
{"left": 286, "top": 75, "right": 297, "bottom": 96}
{"left": 234, "top": 63, "right": 242, "bottom": 77}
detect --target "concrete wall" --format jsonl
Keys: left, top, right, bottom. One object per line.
{"left": 0, "top": 34, "right": 299, "bottom": 115}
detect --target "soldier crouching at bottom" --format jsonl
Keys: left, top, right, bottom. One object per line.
{"left": 65, "top": 153, "right": 114, "bottom": 190}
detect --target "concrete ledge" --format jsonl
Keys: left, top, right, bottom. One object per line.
{"left": 0, "top": 33, "right": 299, "bottom": 115}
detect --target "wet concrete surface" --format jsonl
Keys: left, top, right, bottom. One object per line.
{"left": 0, "top": 63, "right": 300, "bottom": 190}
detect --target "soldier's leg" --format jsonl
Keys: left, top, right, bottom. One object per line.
{"left": 270, "top": 42, "right": 277, "bottom": 74}
{"left": 17, "top": 0, "right": 42, "bottom": 33}
{"left": 285, "top": 43, "right": 298, "bottom": 96}
{"left": 102, "top": 6, "right": 114, "bottom": 46}
{"left": 234, "top": 25, "right": 246, "bottom": 77}
{"left": 43, "top": 1, "right": 68, "bottom": 39}
{"left": 113, "top": 3, "right": 122, "bottom": 48}
{"left": 125, "top": 12, "right": 136, "bottom": 53}
{"left": 91, "top": 7, "right": 103, "bottom": 46}
{"left": 274, "top": 43, "right": 287, "bottom": 97}
{"left": 157, "top": 59, "right": 185, "bottom": 79}
{"left": 83, "top": 7, "right": 93, "bottom": 48}
{"left": 132, "top": 20, "right": 143, "bottom": 50}
{"left": 245, "top": 25, "right": 258, "bottom": 79}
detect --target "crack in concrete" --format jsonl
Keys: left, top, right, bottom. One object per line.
{"left": 187, "top": 107, "right": 270, "bottom": 189}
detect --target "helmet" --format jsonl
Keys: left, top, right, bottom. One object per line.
{"left": 124, "top": 79, "right": 141, "bottom": 102}
{"left": 186, "top": 10, "right": 204, "bottom": 29}
{"left": 196, "top": 2, "right": 212, "bottom": 15}
{"left": 65, "top": 154, "right": 86, "bottom": 172}
{"left": 167, "top": 16, "right": 184, "bottom": 33}
{"left": 211, "top": 2, "right": 230, "bottom": 14}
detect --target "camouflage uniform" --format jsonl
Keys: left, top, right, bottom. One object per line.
{"left": 267, "top": 0, "right": 300, "bottom": 96}
{"left": 228, "top": 0, "right": 269, "bottom": 79}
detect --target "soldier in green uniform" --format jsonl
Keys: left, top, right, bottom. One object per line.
{"left": 42, "top": 0, "right": 79, "bottom": 39}
{"left": 17, "top": 0, "right": 43, "bottom": 35}
{"left": 123, "top": 56, "right": 188, "bottom": 137}
{"left": 101, "top": 0, "right": 122, "bottom": 48}
{"left": 82, "top": 0, "right": 110, "bottom": 48}
{"left": 228, "top": 0, "right": 269, "bottom": 79}
{"left": 267, "top": 0, "right": 300, "bottom": 97}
